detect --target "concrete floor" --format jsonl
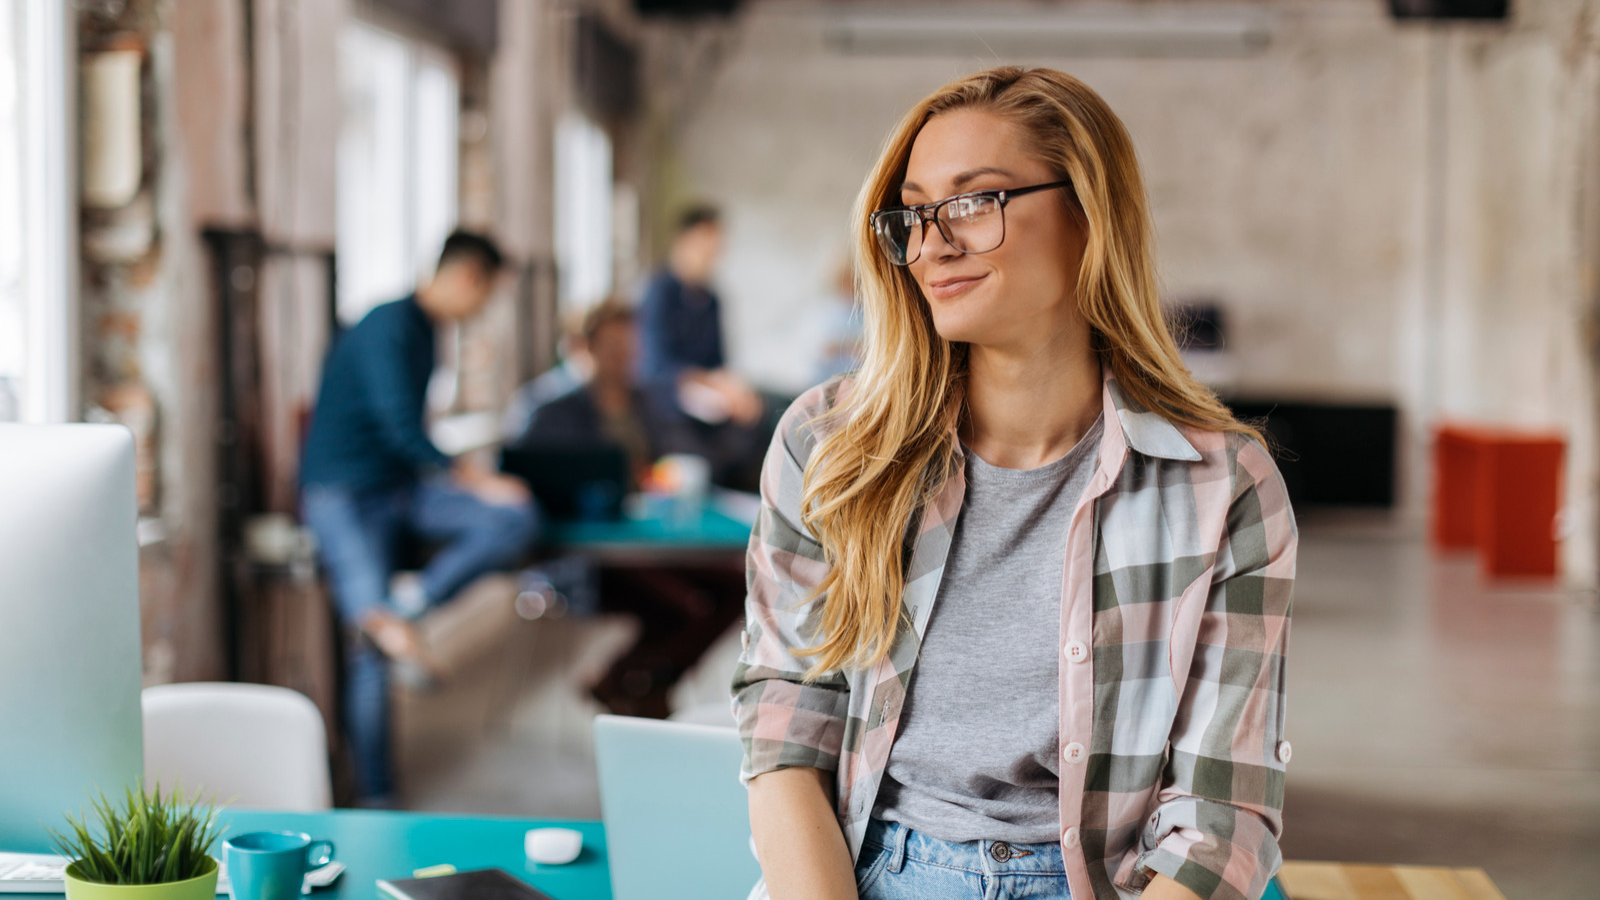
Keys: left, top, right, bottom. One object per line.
{"left": 396, "top": 524, "right": 1600, "bottom": 900}
{"left": 1277, "top": 521, "right": 1600, "bottom": 900}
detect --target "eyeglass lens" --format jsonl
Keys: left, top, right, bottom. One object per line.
{"left": 875, "top": 195, "right": 1005, "bottom": 265}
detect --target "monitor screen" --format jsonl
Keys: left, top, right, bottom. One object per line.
{"left": 0, "top": 425, "right": 144, "bottom": 853}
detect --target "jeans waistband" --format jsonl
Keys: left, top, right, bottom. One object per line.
{"left": 863, "top": 818, "right": 1068, "bottom": 876}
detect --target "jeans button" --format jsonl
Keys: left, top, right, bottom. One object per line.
{"left": 990, "top": 841, "right": 1012, "bottom": 862}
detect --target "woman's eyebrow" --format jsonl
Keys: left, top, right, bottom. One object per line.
{"left": 900, "top": 166, "right": 1016, "bottom": 198}
{"left": 951, "top": 166, "right": 1013, "bottom": 189}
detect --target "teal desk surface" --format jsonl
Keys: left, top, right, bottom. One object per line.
{"left": 9, "top": 808, "right": 1293, "bottom": 900}
{"left": 14, "top": 809, "right": 611, "bottom": 900}
{"left": 212, "top": 808, "right": 1284, "bottom": 900}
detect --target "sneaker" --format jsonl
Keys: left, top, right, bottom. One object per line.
{"left": 359, "top": 607, "right": 446, "bottom": 689}
{"left": 388, "top": 572, "right": 429, "bottom": 619}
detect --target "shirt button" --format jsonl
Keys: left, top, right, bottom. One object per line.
{"left": 1277, "top": 741, "right": 1293, "bottom": 764}
{"left": 1063, "top": 640, "right": 1089, "bottom": 663}
{"left": 1062, "top": 741, "right": 1086, "bottom": 764}
{"left": 1062, "top": 826, "right": 1081, "bottom": 848}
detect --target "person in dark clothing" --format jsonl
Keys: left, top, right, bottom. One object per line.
{"left": 300, "top": 230, "right": 537, "bottom": 805}
{"left": 637, "top": 206, "right": 770, "bottom": 488}
{"left": 510, "top": 299, "right": 695, "bottom": 486}
{"left": 638, "top": 206, "right": 763, "bottom": 424}
{"left": 518, "top": 297, "right": 745, "bottom": 719}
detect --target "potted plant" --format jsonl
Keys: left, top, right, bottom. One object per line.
{"left": 49, "top": 784, "right": 224, "bottom": 900}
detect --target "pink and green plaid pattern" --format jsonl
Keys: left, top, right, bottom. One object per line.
{"left": 733, "top": 368, "right": 1296, "bottom": 900}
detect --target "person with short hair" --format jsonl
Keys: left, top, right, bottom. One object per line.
{"left": 637, "top": 206, "right": 770, "bottom": 487}
{"left": 300, "top": 229, "right": 539, "bottom": 805}
{"left": 638, "top": 206, "right": 763, "bottom": 425}
{"left": 510, "top": 297, "right": 695, "bottom": 485}
{"left": 513, "top": 296, "right": 743, "bottom": 718}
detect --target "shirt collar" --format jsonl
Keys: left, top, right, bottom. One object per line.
{"left": 945, "top": 364, "right": 1203, "bottom": 467}
{"left": 1101, "top": 367, "right": 1203, "bottom": 463}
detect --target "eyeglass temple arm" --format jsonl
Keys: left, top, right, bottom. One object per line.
{"left": 997, "top": 179, "right": 1074, "bottom": 204}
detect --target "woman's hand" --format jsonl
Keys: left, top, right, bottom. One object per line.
{"left": 749, "top": 767, "right": 858, "bottom": 900}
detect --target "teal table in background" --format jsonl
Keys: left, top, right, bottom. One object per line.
{"left": 548, "top": 504, "right": 752, "bottom": 563}
{"left": 216, "top": 810, "right": 611, "bottom": 900}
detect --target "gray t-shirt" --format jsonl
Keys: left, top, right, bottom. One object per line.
{"left": 873, "top": 413, "right": 1104, "bottom": 844}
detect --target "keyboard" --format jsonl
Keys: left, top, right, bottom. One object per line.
{"left": 0, "top": 853, "right": 344, "bottom": 894}
{"left": 0, "top": 855, "right": 63, "bottom": 893}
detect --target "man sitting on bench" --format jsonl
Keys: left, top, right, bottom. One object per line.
{"left": 300, "top": 230, "right": 538, "bottom": 806}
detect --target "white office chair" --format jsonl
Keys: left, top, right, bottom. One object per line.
{"left": 142, "top": 682, "right": 333, "bottom": 810}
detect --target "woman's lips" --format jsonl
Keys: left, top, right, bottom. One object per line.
{"left": 925, "top": 272, "right": 987, "bottom": 300}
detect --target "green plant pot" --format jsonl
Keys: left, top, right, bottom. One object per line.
{"left": 63, "top": 858, "right": 218, "bottom": 900}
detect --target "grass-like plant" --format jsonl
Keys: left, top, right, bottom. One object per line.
{"left": 49, "top": 783, "right": 223, "bottom": 886}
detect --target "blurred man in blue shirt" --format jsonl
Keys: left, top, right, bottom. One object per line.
{"left": 637, "top": 206, "right": 776, "bottom": 489}
{"left": 637, "top": 205, "right": 763, "bottom": 429}
{"left": 300, "top": 230, "right": 537, "bottom": 805}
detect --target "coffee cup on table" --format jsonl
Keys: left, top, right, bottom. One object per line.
{"left": 224, "top": 831, "right": 334, "bottom": 900}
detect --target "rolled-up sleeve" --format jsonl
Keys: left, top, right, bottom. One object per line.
{"left": 1136, "top": 437, "right": 1297, "bottom": 900}
{"left": 731, "top": 386, "right": 850, "bottom": 784}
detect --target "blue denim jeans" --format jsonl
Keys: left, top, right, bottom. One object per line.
{"left": 855, "top": 819, "right": 1071, "bottom": 900}
{"left": 301, "top": 478, "right": 539, "bottom": 801}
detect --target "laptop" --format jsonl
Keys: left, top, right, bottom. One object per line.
{"left": 500, "top": 445, "right": 630, "bottom": 520}
{"left": 593, "top": 715, "right": 761, "bottom": 900}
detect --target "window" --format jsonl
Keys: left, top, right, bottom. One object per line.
{"left": 0, "top": 0, "right": 73, "bottom": 423}
{"left": 336, "top": 21, "right": 459, "bottom": 326}
{"left": 555, "top": 111, "right": 613, "bottom": 311}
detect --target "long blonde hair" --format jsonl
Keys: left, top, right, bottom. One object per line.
{"left": 796, "top": 66, "right": 1257, "bottom": 678}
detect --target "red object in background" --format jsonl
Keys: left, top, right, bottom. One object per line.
{"left": 1432, "top": 424, "right": 1565, "bottom": 578}
{"left": 1476, "top": 434, "right": 1565, "bottom": 577}
{"left": 1432, "top": 426, "right": 1483, "bottom": 550}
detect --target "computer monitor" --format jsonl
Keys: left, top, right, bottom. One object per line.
{"left": 0, "top": 425, "right": 144, "bottom": 852}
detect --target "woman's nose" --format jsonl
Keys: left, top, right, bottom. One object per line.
{"left": 919, "top": 218, "right": 960, "bottom": 261}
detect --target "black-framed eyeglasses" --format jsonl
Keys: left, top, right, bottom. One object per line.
{"left": 869, "top": 180, "right": 1073, "bottom": 266}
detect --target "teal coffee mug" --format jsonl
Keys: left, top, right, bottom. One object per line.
{"left": 223, "top": 831, "right": 334, "bottom": 900}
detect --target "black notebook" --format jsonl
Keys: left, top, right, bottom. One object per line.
{"left": 376, "top": 869, "right": 555, "bottom": 900}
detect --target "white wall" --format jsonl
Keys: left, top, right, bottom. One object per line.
{"left": 1428, "top": 3, "right": 1600, "bottom": 583}
{"left": 664, "top": 0, "right": 1600, "bottom": 585}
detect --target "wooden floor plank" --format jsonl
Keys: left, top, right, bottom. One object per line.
{"left": 1449, "top": 869, "right": 1508, "bottom": 900}
{"left": 1278, "top": 861, "right": 1510, "bottom": 900}
{"left": 1280, "top": 861, "right": 1358, "bottom": 900}
{"left": 1393, "top": 866, "right": 1471, "bottom": 900}
{"left": 1342, "top": 864, "right": 1413, "bottom": 900}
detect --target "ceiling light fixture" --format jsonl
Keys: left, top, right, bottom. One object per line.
{"left": 825, "top": 4, "right": 1276, "bottom": 59}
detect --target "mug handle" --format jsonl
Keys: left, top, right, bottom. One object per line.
{"left": 306, "top": 840, "right": 334, "bottom": 869}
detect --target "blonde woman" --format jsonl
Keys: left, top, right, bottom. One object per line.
{"left": 733, "top": 67, "right": 1296, "bottom": 900}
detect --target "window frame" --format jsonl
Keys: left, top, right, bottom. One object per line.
{"left": 335, "top": 17, "right": 461, "bottom": 327}
{"left": 554, "top": 110, "right": 614, "bottom": 313}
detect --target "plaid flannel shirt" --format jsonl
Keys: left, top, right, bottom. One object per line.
{"left": 732, "top": 367, "right": 1296, "bottom": 900}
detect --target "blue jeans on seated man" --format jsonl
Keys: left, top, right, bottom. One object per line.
{"left": 301, "top": 477, "right": 539, "bottom": 803}
{"left": 854, "top": 819, "right": 1070, "bottom": 900}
